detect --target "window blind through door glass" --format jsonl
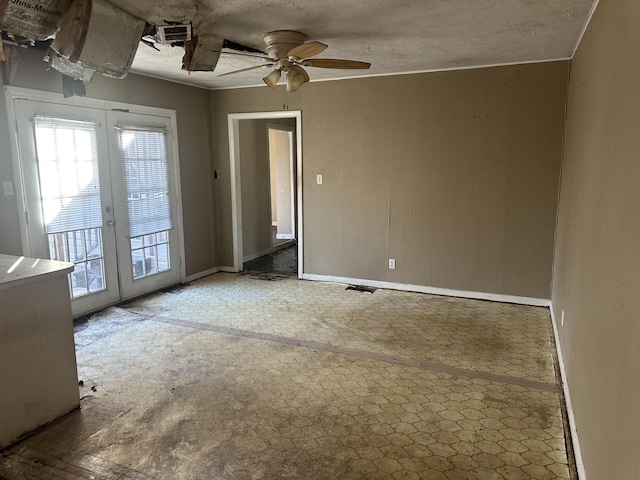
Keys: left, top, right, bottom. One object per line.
{"left": 34, "top": 116, "right": 102, "bottom": 234}
{"left": 117, "top": 126, "right": 173, "bottom": 238}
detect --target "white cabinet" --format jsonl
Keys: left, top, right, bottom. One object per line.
{"left": 0, "top": 254, "right": 79, "bottom": 449}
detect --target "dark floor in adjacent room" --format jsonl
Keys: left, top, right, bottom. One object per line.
{"left": 0, "top": 273, "right": 576, "bottom": 479}
{"left": 243, "top": 243, "right": 298, "bottom": 276}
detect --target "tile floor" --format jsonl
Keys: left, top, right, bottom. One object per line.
{"left": 0, "top": 273, "right": 576, "bottom": 480}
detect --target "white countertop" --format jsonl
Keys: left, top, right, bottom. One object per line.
{"left": 0, "top": 254, "right": 73, "bottom": 291}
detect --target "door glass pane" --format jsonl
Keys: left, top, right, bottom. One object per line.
{"left": 34, "top": 116, "right": 102, "bottom": 233}
{"left": 131, "top": 230, "right": 170, "bottom": 280}
{"left": 117, "top": 127, "right": 173, "bottom": 238}
{"left": 48, "top": 228, "right": 106, "bottom": 298}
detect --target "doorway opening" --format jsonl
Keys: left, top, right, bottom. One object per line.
{"left": 243, "top": 123, "right": 297, "bottom": 276}
{"left": 227, "top": 111, "right": 303, "bottom": 277}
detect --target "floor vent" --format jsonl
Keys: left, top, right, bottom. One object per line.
{"left": 249, "top": 273, "right": 288, "bottom": 281}
{"left": 346, "top": 284, "right": 377, "bottom": 293}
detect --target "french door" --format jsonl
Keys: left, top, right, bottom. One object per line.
{"left": 14, "top": 99, "right": 181, "bottom": 316}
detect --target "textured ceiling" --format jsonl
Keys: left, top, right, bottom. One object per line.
{"left": 111, "top": 0, "right": 596, "bottom": 90}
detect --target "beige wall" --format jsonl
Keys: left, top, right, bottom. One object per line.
{"left": 238, "top": 119, "right": 271, "bottom": 259}
{"left": 0, "top": 48, "right": 216, "bottom": 276}
{"left": 212, "top": 62, "right": 567, "bottom": 298}
{"left": 551, "top": 0, "right": 640, "bottom": 478}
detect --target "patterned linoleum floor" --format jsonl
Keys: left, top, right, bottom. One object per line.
{"left": 0, "top": 274, "right": 575, "bottom": 480}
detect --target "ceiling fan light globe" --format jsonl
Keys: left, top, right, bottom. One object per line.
{"left": 286, "top": 65, "right": 310, "bottom": 92}
{"left": 263, "top": 69, "right": 281, "bottom": 89}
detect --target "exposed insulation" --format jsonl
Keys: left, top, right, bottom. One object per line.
{"left": 0, "top": 0, "right": 71, "bottom": 40}
{"left": 182, "top": 34, "right": 222, "bottom": 72}
{"left": 52, "top": 0, "right": 144, "bottom": 79}
{"left": 45, "top": 47, "right": 94, "bottom": 81}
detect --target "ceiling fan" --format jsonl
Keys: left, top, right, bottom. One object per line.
{"left": 219, "top": 30, "right": 371, "bottom": 92}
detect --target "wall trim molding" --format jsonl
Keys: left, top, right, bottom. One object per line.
{"left": 301, "top": 274, "right": 551, "bottom": 307}
{"left": 549, "top": 306, "right": 587, "bottom": 480}
{"left": 210, "top": 58, "right": 571, "bottom": 91}
{"left": 185, "top": 267, "right": 219, "bottom": 283}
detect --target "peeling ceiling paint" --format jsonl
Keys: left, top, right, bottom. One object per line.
{"left": 108, "top": 0, "right": 596, "bottom": 89}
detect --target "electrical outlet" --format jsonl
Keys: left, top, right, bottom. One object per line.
{"left": 388, "top": 258, "right": 396, "bottom": 269}
{"left": 316, "top": 174, "right": 323, "bottom": 185}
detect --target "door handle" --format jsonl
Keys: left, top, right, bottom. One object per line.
{"left": 106, "top": 220, "right": 116, "bottom": 227}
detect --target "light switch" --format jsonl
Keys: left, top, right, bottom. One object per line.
{"left": 3, "top": 181, "right": 14, "bottom": 196}
{"left": 316, "top": 174, "right": 323, "bottom": 185}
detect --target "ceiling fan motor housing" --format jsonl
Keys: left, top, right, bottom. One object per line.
{"left": 263, "top": 30, "right": 306, "bottom": 59}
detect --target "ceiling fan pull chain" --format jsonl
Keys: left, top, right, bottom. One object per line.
{"left": 283, "top": 72, "right": 289, "bottom": 110}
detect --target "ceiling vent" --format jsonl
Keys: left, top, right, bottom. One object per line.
{"left": 156, "top": 24, "right": 191, "bottom": 45}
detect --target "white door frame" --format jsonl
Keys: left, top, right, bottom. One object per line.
{"left": 227, "top": 111, "right": 303, "bottom": 277}
{"left": 4, "top": 86, "right": 187, "bottom": 284}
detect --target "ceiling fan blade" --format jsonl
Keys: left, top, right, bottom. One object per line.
{"left": 301, "top": 59, "right": 371, "bottom": 69}
{"left": 218, "top": 63, "right": 274, "bottom": 77}
{"left": 220, "top": 51, "right": 272, "bottom": 60}
{"left": 287, "top": 41, "right": 328, "bottom": 59}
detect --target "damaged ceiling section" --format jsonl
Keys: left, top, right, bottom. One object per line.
{"left": 0, "top": 0, "right": 237, "bottom": 93}
{"left": 1, "top": 0, "right": 597, "bottom": 91}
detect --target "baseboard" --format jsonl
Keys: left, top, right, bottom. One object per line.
{"left": 185, "top": 267, "right": 219, "bottom": 283}
{"left": 218, "top": 266, "right": 237, "bottom": 273}
{"left": 301, "top": 273, "right": 551, "bottom": 307}
{"left": 550, "top": 305, "right": 587, "bottom": 480}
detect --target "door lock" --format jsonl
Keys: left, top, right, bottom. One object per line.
{"left": 106, "top": 220, "right": 116, "bottom": 227}
{"left": 105, "top": 206, "right": 112, "bottom": 213}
